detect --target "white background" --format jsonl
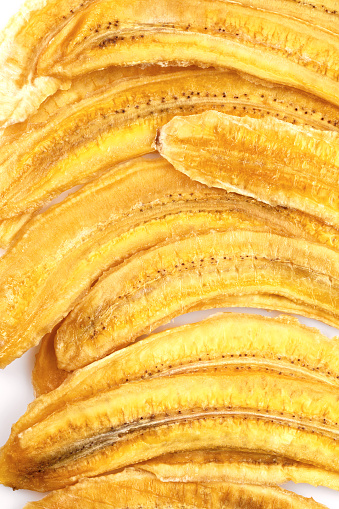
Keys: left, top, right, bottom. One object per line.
{"left": 1, "top": 1, "right": 339, "bottom": 507}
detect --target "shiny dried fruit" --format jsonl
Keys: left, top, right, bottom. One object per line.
{"left": 55, "top": 226, "right": 339, "bottom": 370}
{"left": 2, "top": 371, "right": 339, "bottom": 491}
{"left": 2, "top": 67, "right": 339, "bottom": 248}
{"left": 156, "top": 111, "right": 339, "bottom": 229}
{"left": 2, "top": 157, "right": 338, "bottom": 368}
{"left": 23, "top": 469, "right": 327, "bottom": 509}
{"left": 33, "top": 313, "right": 339, "bottom": 397}
{"left": 1, "top": 0, "right": 339, "bottom": 126}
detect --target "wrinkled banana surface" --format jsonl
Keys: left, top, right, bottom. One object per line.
{"left": 1, "top": 0, "right": 339, "bottom": 127}
{"left": 2, "top": 67, "right": 339, "bottom": 248}
{"left": 33, "top": 313, "right": 339, "bottom": 396}
{"left": 23, "top": 469, "right": 327, "bottom": 509}
{"left": 2, "top": 371, "right": 339, "bottom": 491}
{"left": 28, "top": 313, "right": 339, "bottom": 489}
{"left": 142, "top": 450, "right": 339, "bottom": 490}
{"left": 157, "top": 111, "right": 339, "bottom": 229}
{"left": 55, "top": 225, "right": 339, "bottom": 370}
{"left": 2, "top": 157, "right": 339, "bottom": 368}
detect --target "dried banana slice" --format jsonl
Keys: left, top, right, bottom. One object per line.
{"left": 2, "top": 157, "right": 338, "bottom": 369}
{"left": 32, "top": 332, "right": 68, "bottom": 397}
{"left": 156, "top": 111, "right": 339, "bottom": 229}
{"left": 33, "top": 313, "right": 339, "bottom": 398}
{"left": 2, "top": 371, "right": 339, "bottom": 491}
{"left": 141, "top": 450, "right": 339, "bottom": 489}
{"left": 2, "top": 68, "right": 339, "bottom": 245}
{"left": 23, "top": 469, "right": 327, "bottom": 509}
{"left": 27, "top": 314, "right": 339, "bottom": 490}
{"left": 55, "top": 227, "right": 339, "bottom": 370}
{"left": 1, "top": 0, "right": 339, "bottom": 127}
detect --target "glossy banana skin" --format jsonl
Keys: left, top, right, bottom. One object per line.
{"left": 2, "top": 371, "right": 339, "bottom": 491}
{"left": 1, "top": 0, "right": 339, "bottom": 127}
{"left": 23, "top": 469, "right": 327, "bottom": 509}
{"left": 157, "top": 111, "right": 339, "bottom": 229}
{"left": 1, "top": 67, "right": 339, "bottom": 248}
{"left": 2, "top": 157, "right": 339, "bottom": 368}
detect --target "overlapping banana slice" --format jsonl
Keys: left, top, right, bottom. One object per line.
{"left": 2, "top": 370, "right": 339, "bottom": 491}
{"left": 2, "top": 157, "right": 339, "bottom": 369}
{"left": 1, "top": 0, "right": 339, "bottom": 128}
{"left": 1, "top": 313, "right": 338, "bottom": 493}
{"left": 1, "top": 67, "right": 338, "bottom": 250}
{"left": 156, "top": 111, "right": 339, "bottom": 228}
{"left": 32, "top": 313, "right": 339, "bottom": 397}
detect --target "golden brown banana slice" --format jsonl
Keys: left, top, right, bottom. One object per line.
{"left": 32, "top": 332, "right": 68, "bottom": 397}
{"left": 2, "top": 371, "right": 339, "bottom": 491}
{"left": 2, "top": 67, "right": 339, "bottom": 244}
{"left": 33, "top": 313, "right": 339, "bottom": 398}
{"left": 23, "top": 469, "right": 328, "bottom": 509}
{"left": 55, "top": 227, "right": 339, "bottom": 370}
{"left": 2, "top": 0, "right": 339, "bottom": 126}
{"left": 141, "top": 450, "right": 339, "bottom": 489}
{"left": 2, "top": 157, "right": 338, "bottom": 369}
{"left": 156, "top": 111, "right": 339, "bottom": 229}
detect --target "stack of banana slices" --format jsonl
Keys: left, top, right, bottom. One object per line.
{"left": 1, "top": 0, "right": 339, "bottom": 507}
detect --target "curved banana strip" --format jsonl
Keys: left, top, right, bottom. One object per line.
{"left": 23, "top": 469, "right": 327, "bottom": 509}
{"left": 55, "top": 227, "right": 339, "bottom": 370}
{"left": 141, "top": 450, "right": 339, "bottom": 490}
{"left": 2, "top": 372, "right": 339, "bottom": 491}
{"left": 1, "top": 0, "right": 339, "bottom": 127}
{"left": 33, "top": 313, "right": 339, "bottom": 398}
{"left": 1, "top": 68, "right": 339, "bottom": 241}
{"left": 156, "top": 111, "right": 339, "bottom": 229}
{"left": 2, "top": 157, "right": 338, "bottom": 369}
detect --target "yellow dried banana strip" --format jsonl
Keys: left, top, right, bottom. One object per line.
{"left": 55, "top": 228, "right": 339, "bottom": 370}
{"left": 2, "top": 372, "right": 339, "bottom": 491}
{"left": 32, "top": 332, "right": 68, "bottom": 397}
{"left": 23, "top": 469, "right": 328, "bottom": 509}
{"left": 157, "top": 111, "right": 339, "bottom": 229}
{"left": 32, "top": 313, "right": 339, "bottom": 400}
{"left": 2, "top": 157, "right": 337, "bottom": 369}
{"left": 1, "top": 68, "right": 338, "bottom": 238}
{"left": 141, "top": 450, "right": 339, "bottom": 490}
{"left": 1, "top": 0, "right": 339, "bottom": 127}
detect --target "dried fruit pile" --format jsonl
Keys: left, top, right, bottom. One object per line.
{"left": 0, "top": 0, "right": 339, "bottom": 508}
